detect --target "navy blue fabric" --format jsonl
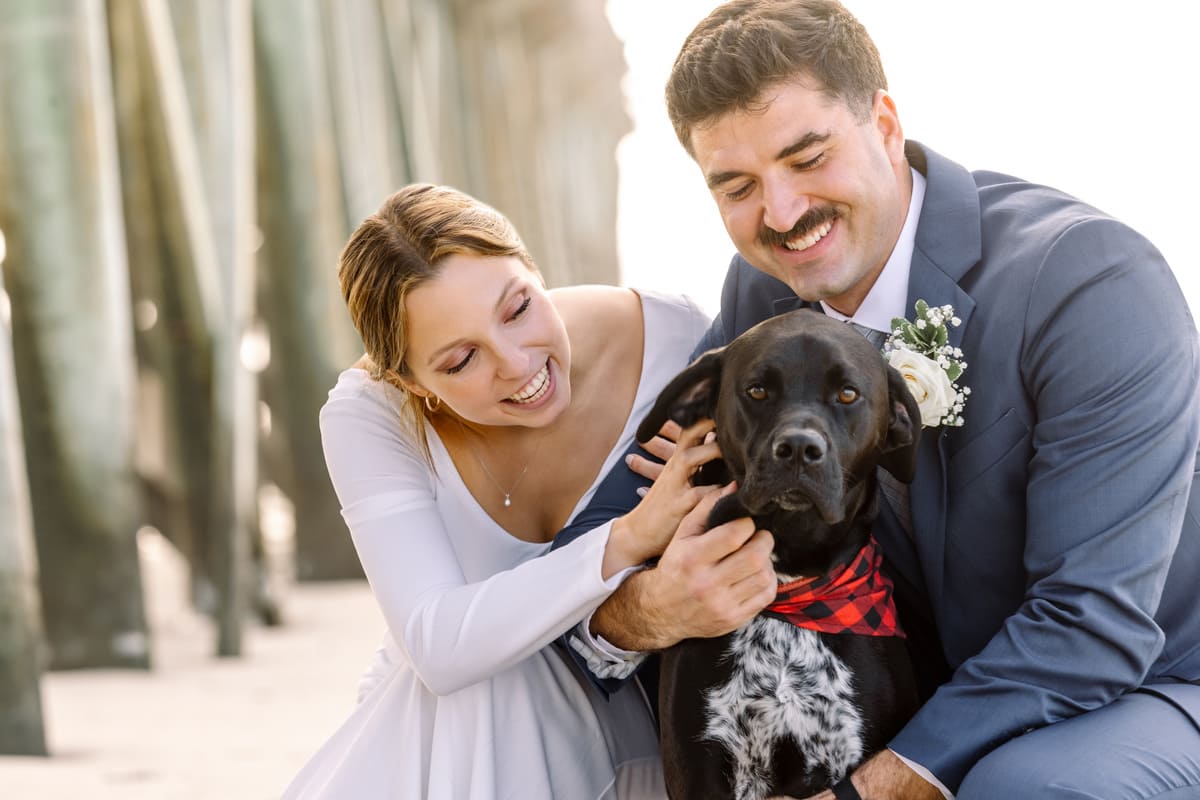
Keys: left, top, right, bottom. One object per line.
{"left": 956, "top": 684, "right": 1200, "bottom": 799}
{"left": 554, "top": 440, "right": 654, "bottom": 552}
{"left": 551, "top": 437, "right": 658, "bottom": 698}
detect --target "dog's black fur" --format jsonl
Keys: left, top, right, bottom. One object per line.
{"left": 637, "top": 309, "right": 922, "bottom": 800}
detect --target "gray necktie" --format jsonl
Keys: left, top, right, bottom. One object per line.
{"left": 846, "top": 321, "right": 914, "bottom": 538}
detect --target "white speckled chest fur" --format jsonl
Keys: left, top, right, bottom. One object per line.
{"left": 703, "top": 617, "right": 864, "bottom": 800}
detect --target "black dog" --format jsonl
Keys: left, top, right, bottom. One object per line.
{"left": 637, "top": 309, "right": 922, "bottom": 800}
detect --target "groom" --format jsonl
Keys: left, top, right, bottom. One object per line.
{"left": 562, "top": 1, "right": 1200, "bottom": 797}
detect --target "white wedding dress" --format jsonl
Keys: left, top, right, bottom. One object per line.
{"left": 282, "top": 291, "right": 710, "bottom": 800}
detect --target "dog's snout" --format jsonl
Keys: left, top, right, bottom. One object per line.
{"left": 772, "top": 428, "right": 826, "bottom": 466}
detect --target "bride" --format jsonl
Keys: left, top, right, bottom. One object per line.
{"left": 282, "top": 183, "right": 720, "bottom": 799}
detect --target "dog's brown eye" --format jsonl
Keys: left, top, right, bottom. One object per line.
{"left": 746, "top": 385, "right": 768, "bottom": 401}
{"left": 836, "top": 386, "right": 859, "bottom": 404}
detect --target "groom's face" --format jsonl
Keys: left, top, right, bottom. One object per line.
{"left": 691, "top": 78, "right": 911, "bottom": 317}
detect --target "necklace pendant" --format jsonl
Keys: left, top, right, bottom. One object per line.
{"left": 503, "top": 494, "right": 512, "bottom": 508}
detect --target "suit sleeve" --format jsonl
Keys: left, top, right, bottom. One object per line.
{"left": 551, "top": 438, "right": 656, "bottom": 695}
{"left": 890, "top": 218, "right": 1200, "bottom": 789}
{"left": 691, "top": 311, "right": 730, "bottom": 358}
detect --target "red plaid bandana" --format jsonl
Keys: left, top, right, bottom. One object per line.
{"left": 762, "top": 537, "right": 904, "bottom": 637}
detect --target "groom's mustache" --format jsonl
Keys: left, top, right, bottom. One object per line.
{"left": 758, "top": 206, "right": 838, "bottom": 248}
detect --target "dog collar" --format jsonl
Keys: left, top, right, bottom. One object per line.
{"left": 762, "top": 537, "right": 904, "bottom": 637}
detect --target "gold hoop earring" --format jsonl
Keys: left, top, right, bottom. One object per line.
{"left": 424, "top": 394, "right": 442, "bottom": 414}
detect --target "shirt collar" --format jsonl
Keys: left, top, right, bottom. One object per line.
{"left": 820, "top": 167, "right": 926, "bottom": 334}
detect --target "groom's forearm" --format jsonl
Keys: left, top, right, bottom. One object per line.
{"left": 593, "top": 515, "right": 777, "bottom": 651}
{"left": 590, "top": 568, "right": 678, "bottom": 652}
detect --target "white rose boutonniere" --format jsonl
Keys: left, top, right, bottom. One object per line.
{"left": 884, "top": 300, "right": 969, "bottom": 427}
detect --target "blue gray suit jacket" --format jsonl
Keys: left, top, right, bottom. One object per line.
{"left": 560, "top": 141, "right": 1200, "bottom": 790}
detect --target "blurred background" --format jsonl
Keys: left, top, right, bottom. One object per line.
{"left": 0, "top": 1, "right": 1195, "bottom": 797}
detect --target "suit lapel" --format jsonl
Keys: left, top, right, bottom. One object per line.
{"left": 900, "top": 142, "right": 982, "bottom": 617}
{"left": 773, "top": 295, "right": 808, "bottom": 317}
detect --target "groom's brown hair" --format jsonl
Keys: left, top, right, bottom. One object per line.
{"left": 666, "top": 0, "right": 887, "bottom": 156}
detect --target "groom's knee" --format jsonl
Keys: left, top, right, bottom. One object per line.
{"left": 957, "top": 730, "right": 1074, "bottom": 800}
{"left": 957, "top": 690, "right": 1200, "bottom": 800}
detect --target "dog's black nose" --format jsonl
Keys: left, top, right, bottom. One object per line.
{"left": 773, "top": 428, "right": 826, "bottom": 465}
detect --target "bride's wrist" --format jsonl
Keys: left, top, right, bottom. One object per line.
{"left": 601, "top": 515, "right": 648, "bottom": 579}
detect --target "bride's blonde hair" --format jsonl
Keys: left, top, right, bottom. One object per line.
{"left": 338, "top": 184, "right": 539, "bottom": 455}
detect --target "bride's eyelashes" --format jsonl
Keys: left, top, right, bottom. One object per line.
{"left": 443, "top": 293, "right": 533, "bottom": 375}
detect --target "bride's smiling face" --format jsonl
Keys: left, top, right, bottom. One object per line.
{"left": 401, "top": 253, "right": 571, "bottom": 429}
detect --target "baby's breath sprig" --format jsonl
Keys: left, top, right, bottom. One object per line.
{"left": 883, "top": 300, "right": 970, "bottom": 427}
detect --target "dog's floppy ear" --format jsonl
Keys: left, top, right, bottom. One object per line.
{"left": 635, "top": 348, "right": 724, "bottom": 443}
{"left": 878, "top": 363, "right": 922, "bottom": 483}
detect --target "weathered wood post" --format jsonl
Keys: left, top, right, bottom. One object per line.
{"left": 108, "top": 0, "right": 219, "bottom": 617}
{"left": 109, "top": 0, "right": 260, "bottom": 654}
{"left": 447, "top": 0, "right": 630, "bottom": 288}
{"left": 0, "top": 0, "right": 150, "bottom": 669}
{"left": 192, "top": 0, "right": 260, "bottom": 657}
{"left": 0, "top": 265, "right": 47, "bottom": 755}
{"left": 252, "top": 0, "right": 363, "bottom": 581}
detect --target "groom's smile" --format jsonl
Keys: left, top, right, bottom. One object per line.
{"left": 758, "top": 205, "right": 839, "bottom": 253}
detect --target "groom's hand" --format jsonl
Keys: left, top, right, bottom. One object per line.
{"left": 590, "top": 485, "right": 776, "bottom": 651}
{"left": 772, "top": 751, "right": 943, "bottom": 800}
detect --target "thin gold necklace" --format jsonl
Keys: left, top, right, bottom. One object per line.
{"left": 457, "top": 421, "right": 543, "bottom": 508}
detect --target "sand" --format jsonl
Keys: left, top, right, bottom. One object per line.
{"left": 0, "top": 532, "right": 385, "bottom": 799}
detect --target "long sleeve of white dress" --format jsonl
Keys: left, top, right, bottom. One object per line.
{"left": 319, "top": 378, "right": 629, "bottom": 697}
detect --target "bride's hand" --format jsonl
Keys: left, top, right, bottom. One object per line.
{"left": 627, "top": 420, "right": 719, "bottom": 486}
{"left": 625, "top": 420, "right": 684, "bottom": 483}
{"left": 609, "top": 419, "right": 724, "bottom": 567}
